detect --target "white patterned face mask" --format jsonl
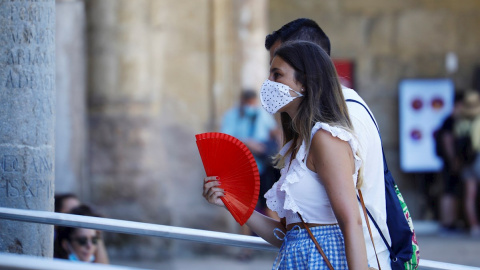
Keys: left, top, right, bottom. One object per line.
{"left": 260, "top": 79, "right": 303, "bottom": 114}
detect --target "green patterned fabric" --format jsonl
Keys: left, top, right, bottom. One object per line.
{"left": 395, "top": 185, "right": 420, "bottom": 269}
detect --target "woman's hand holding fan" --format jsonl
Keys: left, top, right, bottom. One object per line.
{"left": 203, "top": 176, "right": 225, "bottom": 207}
{"left": 196, "top": 132, "right": 260, "bottom": 226}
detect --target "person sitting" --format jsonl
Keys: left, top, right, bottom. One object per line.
{"left": 55, "top": 193, "right": 81, "bottom": 214}
{"left": 54, "top": 204, "right": 108, "bottom": 263}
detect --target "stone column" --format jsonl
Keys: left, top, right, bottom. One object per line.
{"left": 86, "top": 0, "right": 171, "bottom": 259}
{"left": 55, "top": 0, "right": 87, "bottom": 196}
{"left": 237, "top": 0, "right": 269, "bottom": 92}
{"left": 0, "top": 0, "right": 55, "bottom": 256}
{"left": 210, "top": 0, "right": 241, "bottom": 130}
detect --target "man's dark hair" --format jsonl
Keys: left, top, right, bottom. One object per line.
{"left": 265, "top": 18, "right": 331, "bottom": 55}
{"left": 240, "top": 89, "right": 257, "bottom": 102}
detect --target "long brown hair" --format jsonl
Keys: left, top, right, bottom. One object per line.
{"left": 273, "top": 41, "right": 363, "bottom": 187}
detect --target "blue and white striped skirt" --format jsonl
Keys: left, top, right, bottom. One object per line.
{"left": 272, "top": 225, "right": 348, "bottom": 270}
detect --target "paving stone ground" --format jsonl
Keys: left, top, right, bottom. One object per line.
{"left": 112, "top": 232, "right": 480, "bottom": 270}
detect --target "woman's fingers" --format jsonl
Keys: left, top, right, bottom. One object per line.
{"left": 206, "top": 188, "right": 225, "bottom": 207}
{"left": 203, "top": 177, "right": 220, "bottom": 196}
{"left": 202, "top": 176, "right": 225, "bottom": 207}
{"left": 204, "top": 176, "right": 219, "bottom": 182}
{"left": 206, "top": 187, "right": 224, "bottom": 199}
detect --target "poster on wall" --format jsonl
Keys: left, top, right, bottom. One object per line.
{"left": 399, "top": 79, "right": 454, "bottom": 172}
{"left": 333, "top": 59, "right": 354, "bottom": 89}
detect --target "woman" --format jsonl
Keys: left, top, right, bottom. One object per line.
{"left": 203, "top": 41, "right": 369, "bottom": 269}
{"left": 54, "top": 205, "right": 104, "bottom": 263}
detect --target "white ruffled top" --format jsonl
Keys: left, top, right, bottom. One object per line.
{"left": 265, "top": 122, "right": 362, "bottom": 225}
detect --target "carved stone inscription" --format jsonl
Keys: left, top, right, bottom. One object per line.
{"left": 0, "top": 1, "right": 55, "bottom": 91}
{"left": 0, "top": 0, "right": 55, "bottom": 146}
{"left": 0, "top": 150, "right": 54, "bottom": 201}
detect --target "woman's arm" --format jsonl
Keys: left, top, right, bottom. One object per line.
{"left": 308, "top": 130, "right": 369, "bottom": 270}
{"left": 94, "top": 239, "right": 109, "bottom": 264}
{"left": 203, "top": 176, "right": 285, "bottom": 247}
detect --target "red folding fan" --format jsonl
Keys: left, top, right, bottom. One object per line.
{"left": 195, "top": 132, "right": 260, "bottom": 225}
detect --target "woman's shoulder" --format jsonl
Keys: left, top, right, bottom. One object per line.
{"left": 310, "top": 122, "right": 359, "bottom": 155}
{"left": 310, "top": 126, "right": 349, "bottom": 151}
{"left": 311, "top": 122, "right": 356, "bottom": 143}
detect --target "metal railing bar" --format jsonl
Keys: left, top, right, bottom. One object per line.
{"left": 0, "top": 252, "right": 149, "bottom": 270}
{"left": 418, "top": 260, "right": 480, "bottom": 270}
{"left": 0, "top": 207, "right": 277, "bottom": 251}
{"left": 1, "top": 207, "right": 479, "bottom": 270}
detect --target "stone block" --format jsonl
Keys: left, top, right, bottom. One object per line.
{"left": 341, "top": 0, "right": 413, "bottom": 15}
{"left": 55, "top": 0, "right": 87, "bottom": 193}
{"left": 397, "top": 10, "right": 456, "bottom": 56}
{"left": 455, "top": 12, "right": 480, "bottom": 56}
{"left": 417, "top": 0, "right": 480, "bottom": 12}
{"left": 329, "top": 15, "right": 369, "bottom": 58}
{"left": 269, "top": 0, "right": 341, "bottom": 31}
{"left": 367, "top": 15, "right": 396, "bottom": 55}
{"left": 400, "top": 54, "right": 445, "bottom": 78}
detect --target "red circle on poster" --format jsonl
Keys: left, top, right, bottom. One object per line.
{"left": 431, "top": 97, "right": 444, "bottom": 110}
{"left": 411, "top": 129, "right": 422, "bottom": 141}
{"left": 411, "top": 98, "right": 423, "bottom": 110}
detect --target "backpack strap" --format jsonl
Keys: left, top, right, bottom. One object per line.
{"left": 346, "top": 99, "right": 389, "bottom": 173}
{"left": 346, "top": 98, "right": 397, "bottom": 258}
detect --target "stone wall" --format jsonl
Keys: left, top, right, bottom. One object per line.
{"left": 269, "top": 0, "right": 480, "bottom": 217}
{"left": 55, "top": 0, "right": 88, "bottom": 196}
{"left": 83, "top": 0, "right": 268, "bottom": 259}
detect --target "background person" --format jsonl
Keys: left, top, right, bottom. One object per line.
{"left": 55, "top": 193, "right": 81, "bottom": 214}
{"left": 54, "top": 197, "right": 110, "bottom": 264}
{"left": 54, "top": 205, "right": 105, "bottom": 263}
{"left": 456, "top": 90, "right": 480, "bottom": 237}
{"left": 220, "top": 89, "right": 280, "bottom": 260}
{"left": 435, "top": 92, "right": 464, "bottom": 234}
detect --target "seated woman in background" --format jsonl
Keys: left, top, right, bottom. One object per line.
{"left": 54, "top": 204, "right": 107, "bottom": 263}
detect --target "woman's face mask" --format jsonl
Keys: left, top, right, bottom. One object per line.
{"left": 242, "top": 105, "right": 257, "bottom": 117}
{"left": 67, "top": 242, "right": 95, "bottom": 262}
{"left": 260, "top": 79, "right": 303, "bottom": 114}
{"left": 68, "top": 252, "right": 95, "bottom": 262}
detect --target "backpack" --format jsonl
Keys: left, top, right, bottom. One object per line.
{"left": 347, "top": 99, "right": 420, "bottom": 270}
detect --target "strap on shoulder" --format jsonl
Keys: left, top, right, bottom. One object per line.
{"left": 347, "top": 98, "right": 395, "bottom": 254}
{"left": 346, "top": 99, "right": 389, "bottom": 172}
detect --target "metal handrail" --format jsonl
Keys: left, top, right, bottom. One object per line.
{"left": 0, "top": 252, "right": 148, "bottom": 270}
{"left": 0, "top": 207, "right": 276, "bottom": 251}
{"left": 0, "top": 207, "right": 479, "bottom": 270}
